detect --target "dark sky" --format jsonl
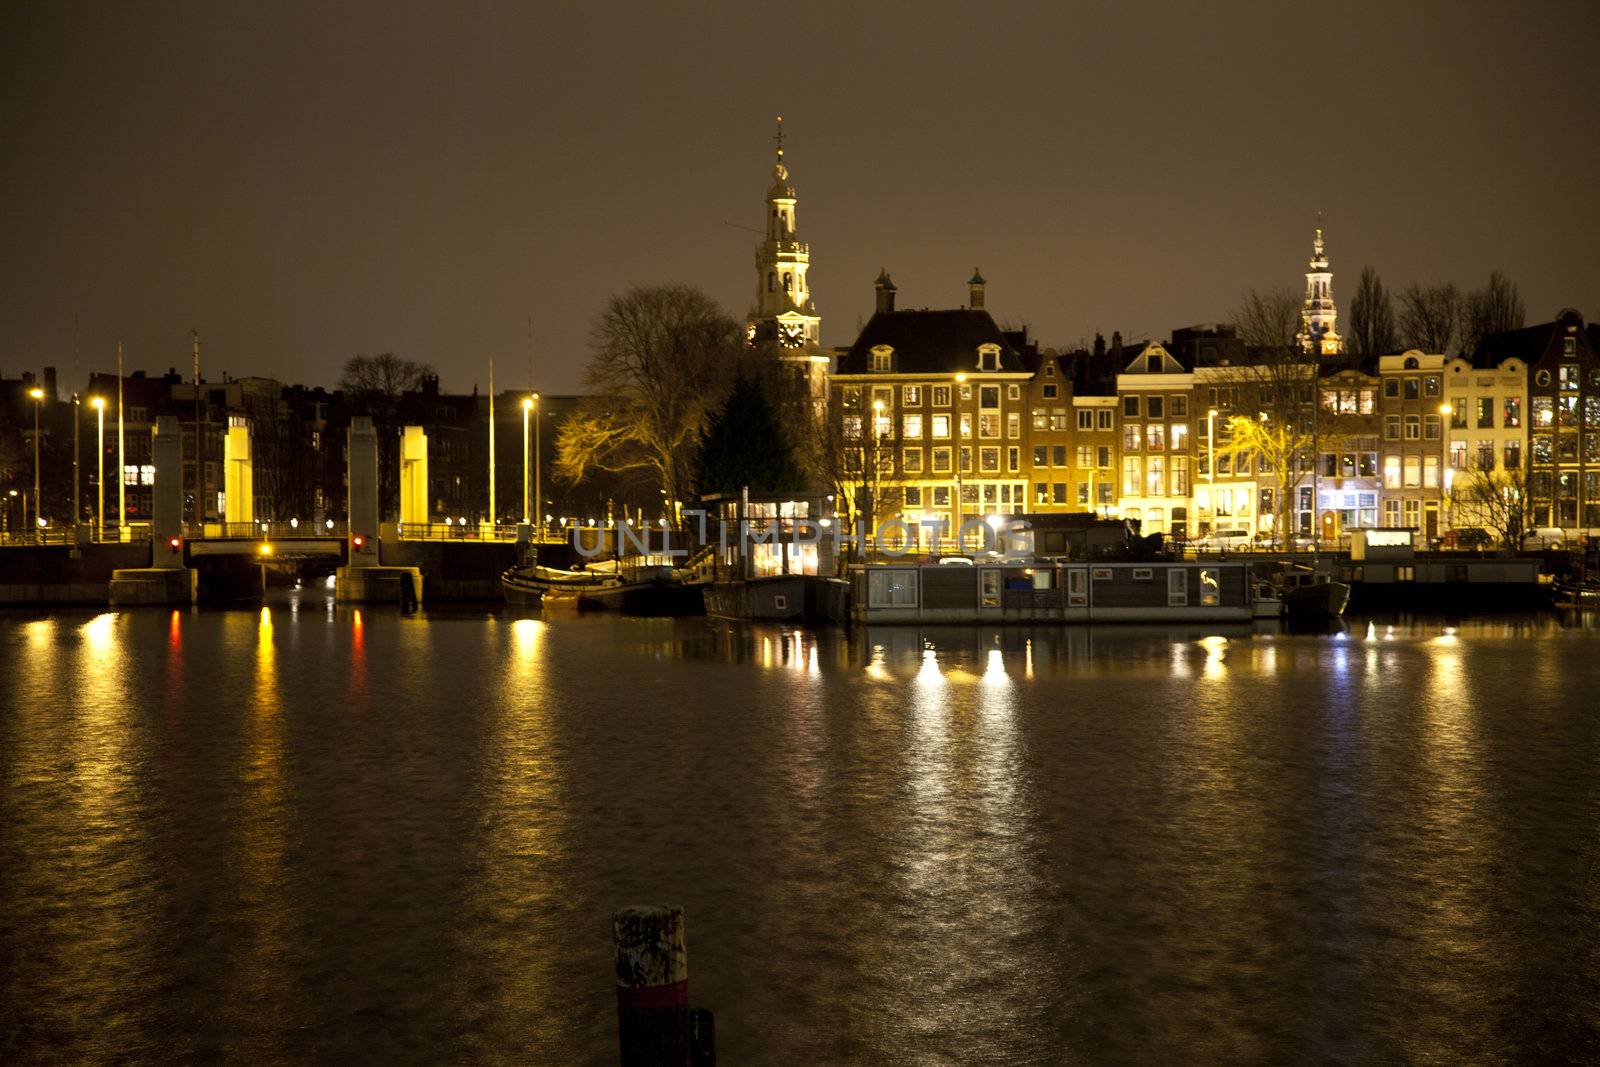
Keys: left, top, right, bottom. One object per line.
{"left": 4, "top": 1, "right": 1597, "bottom": 395}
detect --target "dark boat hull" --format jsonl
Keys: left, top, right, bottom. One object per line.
{"left": 704, "top": 575, "right": 850, "bottom": 624}
{"left": 1283, "top": 580, "right": 1350, "bottom": 619}
{"left": 578, "top": 579, "right": 705, "bottom": 617}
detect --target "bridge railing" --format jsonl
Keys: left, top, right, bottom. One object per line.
{"left": 186, "top": 520, "right": 350, "bottom": 540}
{"left": 1, "top": 524, "right": 156, "bottom": 547}
{"left": 394, "top": 522, "right": 523, "bottom": 542}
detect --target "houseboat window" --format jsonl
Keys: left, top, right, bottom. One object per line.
{"left": 867, "top": 569, "right": 917, "bottom": 607}
{"left": 1132, "top": 568, "right": 1153, "bottom": 581}
{"left": 1198, "top": 568, "right": 1219, "bottom": 606}
{"left": 1167, "top": 568, "right": 1188, "bottom": 606}
{"left": 980, "top": 569, "right": 1001, "bottom": 608}
{"left": 1091, "top": 567, "right": 1112, "bottom": 580}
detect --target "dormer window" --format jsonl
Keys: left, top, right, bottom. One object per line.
{"left": 1044, "top": 362, "right": 1055, "bottom": 377}
{"left": 870, "top": 345, "right": 894, "bottom": 373}
{"left": 977, "top": 343, "right": 1001, "bottom": 372}
{"left": 1146, "top": 354, "right": 1160, "bottom": 373}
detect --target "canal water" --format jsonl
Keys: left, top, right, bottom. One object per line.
{"left": 3, "top": 592, "right": 1599, "bottom": 1064}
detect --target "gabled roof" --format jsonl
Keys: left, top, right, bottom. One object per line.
{"left": 836, "top": 308, "right": 1028, "bottom": 375}
{"left": 1472, "top": 321, "right": 1557, "bottom": 368}
{"left": 1473, "top": 309, "right": 1596, "bottom": 369}
{"left": 1120, "top": 340, "right": 1189, "bottom": 375}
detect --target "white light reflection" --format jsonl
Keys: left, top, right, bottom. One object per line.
{"left": 1198, "top": 634, "right": 1228, "bottom": 679}
{"left": 982, "top": 647, "right": 1008, "bottom": 687}
{"left": 864, "top": 643, "right": 891, "bottom": 681}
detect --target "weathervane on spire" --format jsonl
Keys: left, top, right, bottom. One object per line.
{"left": 772, "top": 115, "right": 785, "bottom": 160}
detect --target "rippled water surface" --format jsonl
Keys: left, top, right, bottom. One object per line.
{"left": 4, "top": 593, "right": 1600, "bottom": 1064}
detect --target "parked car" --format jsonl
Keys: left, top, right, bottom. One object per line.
{"left": 1254, "top": 532, "right": 1316, "bottom": 551}
{"left": 1194, "top": 528, "right": 1253, "bottom": 552}
{"left": 1523, "top": 527, "right": 1566, "bottom": 550}
{"left": 1448, "top": 527, "right": 1494, "bottom": 551}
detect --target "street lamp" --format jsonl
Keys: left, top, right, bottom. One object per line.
{"left": 90, "top": 397, "right": 106, "bottom": 541}
{"left": 532, "top": 392, "right": 542, "bottom": 541}
{"left": 521, "top": 396, "right": 533, "bottom": 526}
{"left": 871, "top": 398, "right": 885, "bottom": 552}
{"left": 29, "top": 387, "right": 44, "bottom": 533}
{"left": 1206, "top": 407, "right": 1218, "bottom": 487}
{"left": 1438, "top": 402, "right": 1454, "bottom": 543}
{"left": 954, "top": 372, "right": 968, "bottom": 541}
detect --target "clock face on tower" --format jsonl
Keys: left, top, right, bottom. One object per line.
{"left": 780, "top": 321, "right": 806, "bottom": 348}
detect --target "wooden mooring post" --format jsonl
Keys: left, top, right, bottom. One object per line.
{"left": 613, "top": 904, "right": 714, "bottom": 1066}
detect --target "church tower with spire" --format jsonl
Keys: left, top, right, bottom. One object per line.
{"left": 1297, "top": 224, "right": 1342, "bottom": 356}
{"left": 748, "top": 117, "right": 829, "bottom": 404}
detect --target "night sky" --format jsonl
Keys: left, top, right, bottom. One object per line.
{"left": 4, "top": 1, "right": 1597, "bottom": 394}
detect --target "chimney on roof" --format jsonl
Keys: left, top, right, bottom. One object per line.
{"left": 968, "top": 268, "right": 986, "bottom": 311}
{"left": 43, "top": 366, "right": 57, "bottom": 401}
{"left": 1111, "top": 331, "right": 1123, "bottom": 359}
{"left": 874, "top": 269, "right": 897, "bottom": 314}
{"left": 1093, "top": 332, "right": 1106, "bottom": 359}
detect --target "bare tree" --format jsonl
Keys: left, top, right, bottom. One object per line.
{"left": 1447, "top": 466, "right": 1529, "bottom": 550}
{"left": 1222, "top": 287, "right": 1318, "bottom": 542}
{"left": 556, "top": 285, "right": 745, "bottom": 520}
{"left": 339, "top": 354, "right": 436, "bottom": 517}
{"left": 1459, "top": 271, "right": 1526, "bottom": 357}
{"left": 1397, "top": 283, "right": 1460, "bottom": 354}
{"left": 1348, "top": 266, "right": 1397, "bottom": 356}
{"left": 340, "top": 354, "right": 436, "bottom": 407}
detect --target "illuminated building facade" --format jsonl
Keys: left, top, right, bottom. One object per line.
{"left": 830, "top": 274, "right": 1031, "bottom": 539}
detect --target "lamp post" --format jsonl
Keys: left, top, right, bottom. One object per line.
{"left": 72, "top": 393, "right": 81, "bottom": 538}
{"left": 1439, "top": 402, "right": 1453, "bottom": 544}
{"left": 521, "top": 396, "right": 532, "bottom": 525}
{"left": 871, "top": 398, "right": 885, "bottom": 555}
{"left": 29, "top": 387, "right": 44, "bottom": 532}
{"left": 116, "top": 341, "right": 125, "bottom": 540}
{"left": 91, "top": 397, "right": 106, "bottom": 541}
{"left": 954, "top": 372, "right": 968, "bottom": 542}
{"left": 533, "top": 392, "right": 542, "bottom": 541}
{"left": 487, "top": 359, "right": 496, "bottom": 530}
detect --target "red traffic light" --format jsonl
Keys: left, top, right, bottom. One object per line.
{"left": 167, "top": 537, "right": 181, "bottom": 552}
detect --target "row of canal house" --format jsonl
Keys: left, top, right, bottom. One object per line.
{"left": 830, "top": 274, "right": 1600, "bottom": 545}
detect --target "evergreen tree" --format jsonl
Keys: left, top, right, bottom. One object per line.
{"left": 693, "top": 372, "right": 806, "bottom": 498}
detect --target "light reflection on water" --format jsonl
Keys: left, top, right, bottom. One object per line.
{"left": 2, "top": 600, "right": 1600, "bottom": 1063}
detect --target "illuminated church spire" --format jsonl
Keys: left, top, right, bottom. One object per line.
{"left": 751, "top": 116, "right": 816, "bottom": 332}
{"left": 747, "top": 116, "right": 828, "bottom": 403}
{"left": 1298, "top": 220, "right": 1342, "bottom": 356}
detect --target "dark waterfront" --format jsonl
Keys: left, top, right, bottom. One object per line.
{"left": 4, "top": 594, "right": 1600, "bottom": 1064}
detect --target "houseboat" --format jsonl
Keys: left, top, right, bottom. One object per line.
{"left": 699, "top": 490, "right": 850, "bottom": 625}
{"left": 1335, "top": 529, "right": 1546, "bottom": 610}
{"left": 851, "top": 559, "right": 1253, "bottom": 624}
